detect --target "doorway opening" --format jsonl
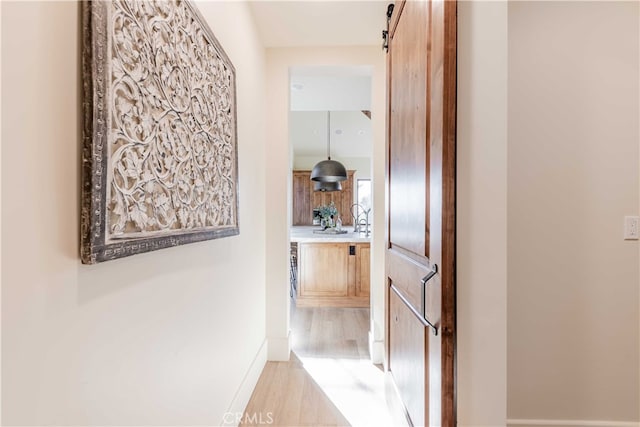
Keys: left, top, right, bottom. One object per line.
{"left": 288, "top": 65, "right": 373, "bottom": 309}
{"left": 285, "top": 65, "right": 393, "bottom": 425}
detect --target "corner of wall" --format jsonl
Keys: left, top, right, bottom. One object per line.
{"left": 267, "top": 332, "right": 291, "bottom": 362}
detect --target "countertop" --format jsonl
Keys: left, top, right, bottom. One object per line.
{"left": 290, "top": 226, "right": 371, "bottom": 243}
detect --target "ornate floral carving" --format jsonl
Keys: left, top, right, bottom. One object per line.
{"left": 81, "top": 0, "right": 238, "bottom": 263}
{"left": 107, "top": 0, "right": 237, "bottom": 237}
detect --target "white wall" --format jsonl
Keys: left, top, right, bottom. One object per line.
{"left": 0, "top": 2, "right": 4, "bottom": 423}
{"left": 265, "top": 46, "right": 386, "bottom": 363}
{"left": 457, "top": 1, "right": 508, "bottom": 425}
{"left": 1, "top": 1, "right": 267, "bottom": 425}
{"left": 507, "top": 2, "right": 640, "bottom": 424}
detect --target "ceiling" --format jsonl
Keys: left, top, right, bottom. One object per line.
{"left": 290, "top": 111, "right": 372, "bottom": 158}
{"left": 249, "top": 1, "right": 387, "bottom": 47}
{"left": 290, "top": 66, "right": 372, "bottom": 111}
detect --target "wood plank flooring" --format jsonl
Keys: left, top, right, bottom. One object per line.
{"left": 240, "top": 352, "right": 350, "bottom": 427}
{"left": 290, "top": 306, "right": 371, "bottom": 360}
{"left": 241, "top": 306, "right": 407, "bottom": 427}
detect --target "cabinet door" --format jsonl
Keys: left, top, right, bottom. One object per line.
{"left": 340, "top": 171, "right": 355, "bottom": 226}
{"left": 311, "top": 183, "right": 328, "bottom": 212}
{"left": 306, "top": 170, "right": 355, "bottom": 226}
{"left": 299, "top": 243, "right": 349, "bottom": 297}
{"left": 356, "top": 243, "right": 370, "bottom": 297}
{"left": 292, "top": 171, "right": 312, "bottom": 225}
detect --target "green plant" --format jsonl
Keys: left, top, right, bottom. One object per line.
{"left": 317, "top": 201, "right": 338, "bottom": 220}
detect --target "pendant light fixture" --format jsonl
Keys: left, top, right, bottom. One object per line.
{"left": 310, "top": 111, "right": 347, "bottom": 183}
{"left": 314, "top": 180, "right": 342, "bottom": 192}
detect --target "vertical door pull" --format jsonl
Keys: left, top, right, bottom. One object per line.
{"left": 421, "top": 264, "right": 438, "bottom": 286}
{"left": 390, "top": 284, "right": 438, "bottom": 336}
{"left": 420, "top": 264, "right": 438, "bottom": 336}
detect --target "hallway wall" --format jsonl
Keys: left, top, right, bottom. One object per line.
{"left": 1, "top": 1, "right": 267, "bottom": 425}
{"left": 507, "top": 1, "right": 640, "bottom": 424}
{"left": 457, "top": 1, "right": 508, "bottom": 425}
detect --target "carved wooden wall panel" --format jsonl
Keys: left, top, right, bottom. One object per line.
{"left": 81, "top": 0, "right": 239, "bottom": 264}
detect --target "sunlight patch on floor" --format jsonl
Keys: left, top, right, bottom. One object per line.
{"left": 296, "top": 354, "right": 396, "bottom": 427}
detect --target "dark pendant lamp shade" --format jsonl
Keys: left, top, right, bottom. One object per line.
{"left": 314, "top": 180, "right": 342, "bottom": 192}
{"left": 311, "top": 159, "right": 347, "bottom": 183}
{"left": 311, "top": 111, "right": 348, "bottom": 183}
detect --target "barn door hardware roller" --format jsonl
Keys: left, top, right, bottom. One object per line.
{"left": 382, "top": 3, "right": 394, "bottom": 52}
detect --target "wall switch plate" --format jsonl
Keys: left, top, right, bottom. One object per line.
{"left": 624, "top": 216, "right": 639, "bottom": 240}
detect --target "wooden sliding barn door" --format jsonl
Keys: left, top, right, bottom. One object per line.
{"left": 385, "top": 0, "right": 457, "bottom": 426}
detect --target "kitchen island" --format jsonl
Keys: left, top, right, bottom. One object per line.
{"left": 290, "top": 226, "right": 370, "bottom": 308}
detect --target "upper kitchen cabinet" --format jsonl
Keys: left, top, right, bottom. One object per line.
{"left": 292, "top": 170, "right": 312, "bottom": 225}
{"left": 292, "top": 170, "right": 355, "bottom": 226}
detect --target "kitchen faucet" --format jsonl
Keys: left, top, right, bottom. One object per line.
{"left": 350, "top": 203, "right": 371, "bottom": 237}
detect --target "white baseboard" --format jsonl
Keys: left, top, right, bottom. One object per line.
{"left": 267, "top": 331, "right": 291, "bottom": 361}
{"left": 221, "top": 339, "right": 268, "bottom": 427}
{"left": 369, "top": 330, "right": 384, "bottom": 364}
{"left": 507, "top": 419, "right": 640, "bottom": 427}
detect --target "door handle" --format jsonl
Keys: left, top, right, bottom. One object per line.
{"left": 420, "top": 264, "right": 438, "bottom": 336}
{"left": 421, "top": 264, "right": 438, "bottom": 286}
{"left": 390, "top": 284, "right": 437, "bottom": 336}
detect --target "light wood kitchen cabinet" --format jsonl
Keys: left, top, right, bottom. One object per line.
{"left": 298, "top": 243, "right": 349, "bottom": 297}
{"left": 356, "top": 244, "right": 370, "bottom": 297}
{"left": 292, "top": 170, "right": 355, "bottom": 226}
{"left": 296, "top": 241, "right": 370, "bottom": 307}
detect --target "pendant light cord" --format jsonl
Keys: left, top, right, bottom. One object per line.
{"left": 327, "top": 110, "right": 331, "bottom": 160}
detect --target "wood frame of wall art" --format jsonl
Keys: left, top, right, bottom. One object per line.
{"left": 81, "top": 0, "right": 239, "bottom": 264}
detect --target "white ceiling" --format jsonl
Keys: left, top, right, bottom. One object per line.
{"left": 249, "top": 1, "right": 387, "bottom": 47}
{"left": 290, "top": 66, "right": 372, "bottom": 111}
{"left": 290, "top": 111, "right": 372, "bottom": 158}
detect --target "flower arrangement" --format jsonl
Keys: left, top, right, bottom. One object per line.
{"left": 317, "top": 201, "right": 338, "bottom": 224}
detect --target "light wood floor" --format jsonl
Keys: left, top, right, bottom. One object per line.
{"left": 241, "top": 306, "right": 407, "bottom": 427}
{"left": 290, "top": 305, "right": 371, "bottom": 360}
